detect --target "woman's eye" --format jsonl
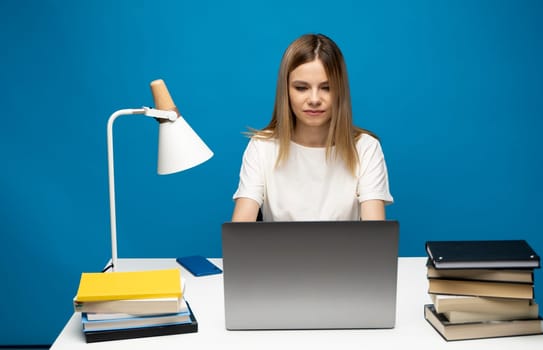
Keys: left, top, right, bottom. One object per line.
{"left": 294, "top": 86, "right": 308, "bottom": 91}
{"left": 321, "top": 86, "right": 330, "bottom": 91}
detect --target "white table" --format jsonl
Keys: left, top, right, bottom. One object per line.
{"left": 51, "top": 258, "right": 542, "bottom": 349}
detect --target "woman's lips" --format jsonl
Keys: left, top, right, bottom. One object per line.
{"left": 304, "top": 109, "right": 325, "bottom": 116}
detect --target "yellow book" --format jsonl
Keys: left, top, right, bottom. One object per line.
{"left": 75, "top": 269, "right": 182, "bottom": 302}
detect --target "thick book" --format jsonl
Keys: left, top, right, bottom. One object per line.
{"left": 427, "top": 278, "right": 534, "bottom": 299}
{"left": 83, "top": 303, "right": 198, "bottom": 343}
{"left": 430, "top": 294, "right": 534, "bottom": 314}
{"left": 443, "top": 301, "right": 539, "bottom": 323}
{"left": 425, "top": 240, "right": 540, "bottom": 269}
{"left": 74, "top": 296, "right": 186, "bottom": 315}
{"left": 75, "top": 269, "right": 182, "bottom": 302}
{"left": 82, "top": 310, "right": 191, "bottom": 331}
{"left": 426, "top": 261, "right": 534, "bottom": 283}
{"left": 424, "top": 304, "right": 543, "bottom": 341}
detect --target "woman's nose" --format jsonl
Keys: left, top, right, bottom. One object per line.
{"left": 308, "top": 89, "right": 321, "bottom": 106}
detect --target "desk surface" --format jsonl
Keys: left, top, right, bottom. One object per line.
{"left": 51, "top": 258, "right": 542, "bottom": 349}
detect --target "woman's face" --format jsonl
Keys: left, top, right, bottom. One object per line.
{"left": 288, "top": 59, "right": 332, "bottom": 130}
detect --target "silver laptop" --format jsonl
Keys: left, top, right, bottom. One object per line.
{"left": 221, "top": 220, "right": 399, "bottom": 330}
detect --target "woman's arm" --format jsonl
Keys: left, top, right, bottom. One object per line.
{"left": 231, "top": 197, "right": 260, "bottom": 222}
{"left": 360, "top": 199, "right": 386, "bottom": 220}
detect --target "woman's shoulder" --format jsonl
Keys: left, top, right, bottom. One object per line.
{"left": 355, "top": 131, "right": 381, "bottom": 149}
{"left": 247, "top": 132, "right": 277, "bottom": 145}
{"left": 244, "top": 134, "right": 279, "bottom": 153}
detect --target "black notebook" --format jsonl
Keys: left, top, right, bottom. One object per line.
{"left": 425, "top": 240, "right": 540, "bottom": 269}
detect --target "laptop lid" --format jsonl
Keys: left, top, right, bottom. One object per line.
{"left": 221, "top": 220, "right": 399, "bottom": 330}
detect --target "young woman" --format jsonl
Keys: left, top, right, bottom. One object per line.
{"left": 232, "top": 33, "right": 393, "bottom": 222}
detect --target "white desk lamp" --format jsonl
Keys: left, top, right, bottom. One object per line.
{"left": 106, "top": 79, "right": 213, "bottom": 271}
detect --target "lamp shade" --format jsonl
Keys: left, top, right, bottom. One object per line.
{"left": 150, "top": 78, "right": 213, "bottom": 175}
{"left": 157, "top": 116, "right": 213, "bottom": 175}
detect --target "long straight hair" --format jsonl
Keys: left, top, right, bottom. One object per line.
{"left": 250, "top": 33, "right": 375, "bottom": 176}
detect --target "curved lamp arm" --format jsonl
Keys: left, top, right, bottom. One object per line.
{"left": 106, "top": 107, "right": 179, "bottom": 271}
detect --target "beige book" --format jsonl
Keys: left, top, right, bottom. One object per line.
{"left": 430, "top": 294, "right": 533, "bottom": 313}
{"left": 428, "top": 278, "right": 533, "bottom": 299}
{"left": 427, "top": 265, "right": 533, "bottom": 283}
{"left": 444, "top": 301, "right": 539, "bottom": 323}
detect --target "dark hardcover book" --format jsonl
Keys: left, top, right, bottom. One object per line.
{"left": 425, "top": 240, "right": 540, "bottom": 269}
{"left": 424, "top": 304, "right": 543, "bottom": 341}
{"left": 84, "top": 304, "right": 198, "bottom": 343}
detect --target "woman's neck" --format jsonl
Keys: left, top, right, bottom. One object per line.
{"left": 292, "top": 124, "right": 329, "bottom": 147}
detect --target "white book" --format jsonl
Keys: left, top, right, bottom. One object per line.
{"left": 82, "top": 309, "right": 191, "bottom": 331}
{"left": 74, "top": 296, "right": 186, "bottom": 315}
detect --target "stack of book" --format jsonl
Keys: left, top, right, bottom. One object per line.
{"left": 73, "top": 268, "right": 197, "bottom": 343}
{"left": 423, "top": 239, "right": 542, "bottom": 341}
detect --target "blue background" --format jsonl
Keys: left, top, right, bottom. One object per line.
{"left": 1, "top": 0, "right": 542, "bottom": 345}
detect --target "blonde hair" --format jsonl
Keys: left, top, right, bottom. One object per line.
{"left": 248, "top": 33, "right": 375, "bottom": 176}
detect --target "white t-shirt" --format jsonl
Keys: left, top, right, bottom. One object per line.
{"left": 233, "top": 134, "right": 394, "bottom": 221}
